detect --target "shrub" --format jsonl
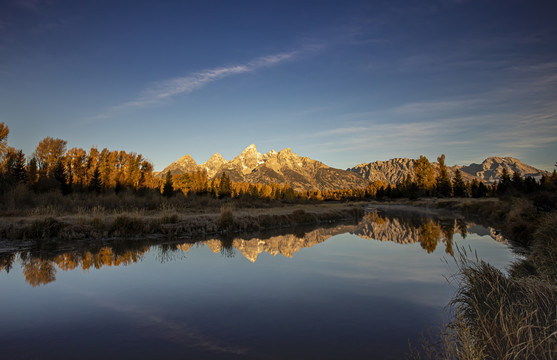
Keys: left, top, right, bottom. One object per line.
{"left": 220, "top": 204, "right": 235, "bottom": 230}
{"left": 111, "top": 215, "right": 144, "bottom": 236}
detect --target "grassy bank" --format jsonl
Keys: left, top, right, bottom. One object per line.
{"left": 406, "top": 197, "right": 557, "bottom": 360}
{"left": 0, "top": 202, "right": 364, "bottom": 242}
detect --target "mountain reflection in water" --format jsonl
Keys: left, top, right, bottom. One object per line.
{"left": 0, "top": 210, "right": 506, "bottom": 287}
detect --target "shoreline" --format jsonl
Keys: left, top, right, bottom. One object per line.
{"left": 0, "top": 202, "right": 366, "bottom": 246}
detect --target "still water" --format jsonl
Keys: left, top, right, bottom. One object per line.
{"left": 0, "top": 210, "right": 517, "bottom": 360}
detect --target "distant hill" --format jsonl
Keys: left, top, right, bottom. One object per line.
{"left": 348, "top": 156, "right": 549, "bottom": 185}
{"left": 456, "top": 157, "right": 548, "bottom": 183}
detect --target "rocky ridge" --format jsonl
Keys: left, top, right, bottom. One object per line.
{"left": 160, "top": 144, "right": 368, "bottom": 191}
{"left": 349, "top": 157, "right": 548, "bottom": 185}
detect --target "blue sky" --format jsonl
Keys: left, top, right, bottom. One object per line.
{"left": 1, "top": 0, "right": 556, "bottom": 171}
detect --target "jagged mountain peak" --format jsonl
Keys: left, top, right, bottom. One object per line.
{"left": 177, "top": 154, "right": 196, "bottom": 164}
{"left": 207, "top": 152, "right": 225, "bottom": 161}
{"left": 160, "top": 154, "right": 198, "bottom": 176}
{"left": 201, "top": 153, "right": 228, "bottom": 178}
{"left": 240, "top": 144, "right": 259, "bottom": 155}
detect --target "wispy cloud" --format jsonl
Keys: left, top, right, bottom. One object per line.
{"left": 109, "top": 49, "right": 308, "bottom": 113}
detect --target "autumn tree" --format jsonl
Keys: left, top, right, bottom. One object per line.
{"left": 86, "top": 147, "right": 100, "bottom": 184}
{"left": 66, "top": 147, "right": 88, "bottom": 186}
{"left": 436, "top": 154, "right": 452, "bottom": 197}
{"left": 0, "top": 122, "right": 8, "bottom": 163}
{"left": 413, "top": 155, "right": 435, "bottom": 194}
{"left": 34, "top": 137, "right": 67, "bottom": 177}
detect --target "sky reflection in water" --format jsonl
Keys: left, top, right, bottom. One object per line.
{"left": 0, "top": 212, "right": 517, "bottom": 360}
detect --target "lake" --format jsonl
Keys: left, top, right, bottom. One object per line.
{"left": 0, "top": 208, "right": 517, "bottom": 359}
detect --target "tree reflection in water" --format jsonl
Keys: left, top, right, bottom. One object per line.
{"left": 1, "top": 210, "right": 505, "bottom": 287}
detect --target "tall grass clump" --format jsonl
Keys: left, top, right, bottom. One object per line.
{"left": 110, "top": 215, "right": 144, "bottom": 237}
{"left": 518, "top": 213, "right": 557, "bottom": 283}
{"left": 411, "top": 246, "right": 557, "bottom": 360}
{"left": 451, "top": 259, "right": 556, "bottom": 359}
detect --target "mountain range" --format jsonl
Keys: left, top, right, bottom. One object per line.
{"left": 159, "top": 144, "right": 368, "bottom": 191}
{"left": 158, "top": 145, "right": 550, "bottom": 191}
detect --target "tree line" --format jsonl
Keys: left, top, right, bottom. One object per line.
{"left": 0, "top": 123, "right": 156, "bottom": 195}
{"left": 1, "top": 122, "right": 555, "bottom": 203}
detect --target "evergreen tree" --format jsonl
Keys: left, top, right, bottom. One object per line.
{"left": 470, "top": 179, "right": 487, "bottom": 198}
{"left": 523, "top": 176, "right": 538, "bottom": 193}
{"left": 452, "top": 169, "right": 467, "bottom": 197}
{"left": 10, "top": 150, "right": 27, "bottom": 183}
{"left": 162, "top": 171, "right": 174, "bottom": 198}
{"left": 26, "top": 157, "right": 38, "bottom": 185}
{"left": 511, "top": 171, "right": 523, "bottom": 192}
{"left": 497, "top": 167, "right": 512, "bottom": 194}
{"left": 435, "top": 154, "right": 452, "bottom": 197}
{"left": 89, "top": 167, "right": 102, "bottom": 193}
{"left": 53, "top": 159, "right": 70, "bottom": 194}
{"left": 219, "top": 172, "right": 232, "bottom": 198}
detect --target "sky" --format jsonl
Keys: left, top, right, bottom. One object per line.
{"left": 1, "top": 0, "right": 556, "bottom": 171}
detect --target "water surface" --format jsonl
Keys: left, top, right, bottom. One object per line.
{"left": 0, "top": 210, "right": 517, "bottom": 359}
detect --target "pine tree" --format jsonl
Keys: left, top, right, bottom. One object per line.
{"left": 452, "top": 169, "right": 467, "bottom": 197}
{"left": 219, "top": 172, "right": 232, "bottom": 198}
{"left": 10, "top": 150, "right": 27, "bottom": 183}
{"left": 53, "top": 159, "right": 70, "bottom": 194}
{"left": 435, "top": 154, "right": 452, "bottom": 197}
{"left": 89, "top": 167, "right": 102, "bottom": 193}
{"left": 511, "top": 171, "right": 523, "bottom": 192}
{"left": 497, "top": 168, "right": 512, "bottom": 194}
{"left": 27, "top": 157, "right": 38, "bottom": 185}
{"left": 162, "top": 171, "right": 174, "bottom": 198}
{"left": 470, "top": 179, "right": 487, "bottom": 198}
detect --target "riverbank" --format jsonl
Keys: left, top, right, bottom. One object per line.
{"left": 0, "top": 202, "right": 365, "bottom": 243}
{"left": 396, "top": 196, "right": 557, "bottom": 359}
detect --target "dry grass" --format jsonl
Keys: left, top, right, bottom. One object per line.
{"left": 220, "top": 203, "right": 235, "bottom": 230}
{"left": 411, "top": 240, "right": 557, "bottom": 360}
{"left": 0, "top": 203, "right": 365, "bottom": 241}
{"left": 407, "top": 200, "right": 557, "bottom": 360}
{"left": 450, "top": 256, "right": 557, "bottom": 359}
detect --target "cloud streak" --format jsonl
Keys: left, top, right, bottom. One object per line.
{"left": 111, "top": 50, "right": 304, "bottom": 112}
